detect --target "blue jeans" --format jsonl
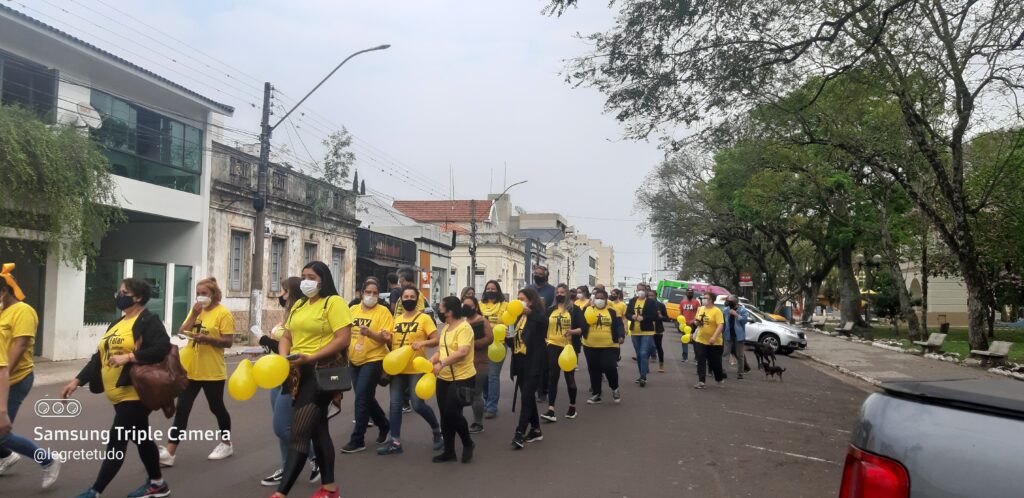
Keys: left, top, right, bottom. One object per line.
{"left": 0, "top": 372, "right": 52, "bottom": 465}
{"left": 631, "top": 335, "right": 654, "bottom": 379}
{"left": 483, "top": 348, "right": 505, "bottom": 414}
{"left": 387, "top": 373, "right": 439, "bottom": 441}
{"left": 349, "top": 361, "right": 388, "bottom": 446}
{"left": 681, "top": 340, "right": 690, "bottom": 360}
{"left": 270, "top": 386, "right": 313, "bottom": 467}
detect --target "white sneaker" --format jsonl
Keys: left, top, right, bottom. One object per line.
{"left": 41, "top": 456, "right": 61, "bottom": 489}
{"left": 0, "top": 452, "right": 21, "bottom": 475}
{"left": 612, "top": 389, "right": 622, "bottom": 404}
{"left": 158, "top": 445, "right": 175, "bottom": 467}
{"left": 208, "top": 442, "right": 233, "bottom": 460}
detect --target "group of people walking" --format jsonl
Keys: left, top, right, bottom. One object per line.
{"left": 0, "top": 261, "right": 752, "bottom": 498}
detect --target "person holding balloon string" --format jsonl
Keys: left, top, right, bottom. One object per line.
{"left": 377, "top": 285, "right": 443, "bottom": 456}
{"left": 272, "top": 261, "right": 352, "bottom": 498}
{"left": 340, "top": 280, "right": 394, "bottom": 454}
{"left": 608, "top": 289, "right": 628, "bottom": 362}
{"left": 540, "top": 284, "right": 584, "bottom": 423}
{"left": 159, "top": 277, "right": 235, "bottom": 468}
{"left": 478, "top": 279, "right": 507, "bottom": 419}
{"left": 430, "top": 296, "right": 477, "bottom": 463}
{"left": 582, "top": 288, "right": 625, "bottom": 405}
{"left": 461, "top": 295, "right": 494, "bottom": 434}
{"left": 509, "top": 287, "right": 548, "bottom": 450}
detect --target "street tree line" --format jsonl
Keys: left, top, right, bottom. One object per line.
{"left": 549, "top": 0, "right": 1024, "bottom": 349}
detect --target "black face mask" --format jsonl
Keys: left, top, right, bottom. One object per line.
{"left": 555, "top": 294, "right": 566, "bottom": 304}
{"left": 462, "top": 304, "right": 477, "bottom": 316}
{"left": 401, "top": 299, "right": 417, "bottom": 311}
{"left": 482, "top": 291, "right": 499, "bottom": 301}
{"left": 533, "top": 274, "right": 547, "bottom": 285}
{"left": 278, "top": 295, "right": 287, "bottom": 307}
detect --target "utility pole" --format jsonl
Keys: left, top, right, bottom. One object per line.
{"left": 469, "top": 199, "right": 477, "bottom": 288}
{"left": 248, "top": 82, "right": 273, "bottom": 337}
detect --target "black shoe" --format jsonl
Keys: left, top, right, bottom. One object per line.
{"left": 340, "top": 442, "right": 366, "bottom": 454}
{"left": 461, "top": 443, "right": 475, "bottom": 463}
{"left": 261, "top": 468, "right": 284, "bottom": 487}
{"left": 525, "top": 428, "right": 543, "bottom": 443}
{"left": 565, "top": 406, "right": 578, "bottom": 419}
{"left": 469, "top": 423, "right": 484, "bottom": 434}
{"left": 737, "top": 373, "right": 744, "bottom": 380}
{"left": 308, "top": 459, "right": 320, "bottom": 483}
{"left": 511, "top": 433, "right": 525, "bottom": 450}
{"left": 376, "top": 424, "right": 390, "bottom": 445}
{"left": 540, "top": 409, "right": 557, "bottom": 423}
{"left": 586, "top": 394, "right": 602, "bottom": 404}
{"left": 639, "top": 378, "right": 647, "bottom": 387}
{"left": 432, "top": 452, "right": 457, "bottom": 463}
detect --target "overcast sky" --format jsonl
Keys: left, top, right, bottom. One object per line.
{"left": 17, "top": 0, "right": 669, "bottom": 285}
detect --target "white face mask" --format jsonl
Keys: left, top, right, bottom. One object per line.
{"left": 300, "top": 279, "right": 319, "bottom": 298}
{"left": 196, "top": 295, "right": 211, "bottom": 306}
{"left": 593, "top": 299, "right": 607, "bottom": 309}
{"left": 362, "top": 294, "right": 376, "bottom": 307}
{"left": 520, "top": 300, "right": 529, "bottom": 310}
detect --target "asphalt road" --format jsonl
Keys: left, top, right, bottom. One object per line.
{"left": 3, "top": 341, "right": 869, "bottom": 497}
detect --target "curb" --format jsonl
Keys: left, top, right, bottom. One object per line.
{"left": 793, "top": 350, "right": 882, "bottom": 387}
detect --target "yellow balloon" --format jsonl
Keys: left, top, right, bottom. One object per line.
{"left": 684, "top": 325, "right": 692, "bottom": 335}
{"left": 487, "top": 343, "right": 506, "bottom": 362}
{"left": 492, "top": 324, "right": 507, "bottom": 343}
{"left": 412, "top": 356, "right": 433, "bottom": 374}
{"left": 253, "top": 354, "right": 290, "bottom": 389}
{"left": 383, "top": 345, "right": 415, "bottom": 376}
{"left": 557, "top": 344, "right": 577, "bottom": 371}
{"left": 228, "top": 359, "right": 257, "bottom": 401}
{"left": 500, "top": 311, "right": 517, "bottom": 326}
{"left": 415, "top": 372, "right": 437, "bottom": 400}
{"left": 506, "top": 299, "right": 524, "bottom": 316}
{"left": 676, "top": 315, "right": 687, "bottom": 325}
{"left": 584, "top": 307, "right": 598, "bottom": 325}
{"left": 681, "top": 333, "right": 692, "bottom": 344}
{"left": 178, "top": 345, "right": 194, "bottom": 373}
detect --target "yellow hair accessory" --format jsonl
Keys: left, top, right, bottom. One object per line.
{"left": 1, "top": 263, "right": 26, "bottom": 301}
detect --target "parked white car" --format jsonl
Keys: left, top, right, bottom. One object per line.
{"left": 743, "top": 308, "right": 807, "bottom": 354}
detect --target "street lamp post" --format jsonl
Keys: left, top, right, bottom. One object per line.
{"left": 248, "top": 44, "right": 390, "bottom": 338}
{"left": 475, "top": 180, "right": 526, "bottom": 289}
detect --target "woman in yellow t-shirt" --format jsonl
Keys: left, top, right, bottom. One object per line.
{"left": 478, "top": 279, "right": 507, "bottom": 419}
{"left": 430, "top": 296, "right": 476, "bottom": 463}
{"left": 341, "top": 280, "right": 393, "bottom": 453}
{"left": 377, "top": 286, "right": 442, "bottom": 456}
{"left": 582, "top": 288, "right": 625, "bottom": 405}
{"left": 693, "top": 291, "right": 725, "bottom": 389}
{"left": 61, "top": 278, "right": 172, "bottom": 498}
{"left": 273, "top": 261, "right": 352, "bottom": 498}
{"left": 541, "top": 284, "right": 583, "bottom": 423}
{"left": 161, "top": 277, "right": 234, "bottom": 466}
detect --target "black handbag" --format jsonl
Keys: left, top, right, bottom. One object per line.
{"left": 309, "top": 296, "right": 352, "bottom": 393}
{"left": 442, "top": 324, "right": 475, "bottom": 406}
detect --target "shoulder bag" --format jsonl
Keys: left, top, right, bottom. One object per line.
{"left": 312, "top": 296, "right": 352, "bottom": 393}
{"left": 130, "top": 339, "right": 189, "bottom": 418}
{"left": 442, "top": 323, "right": 475, "bottom": 406}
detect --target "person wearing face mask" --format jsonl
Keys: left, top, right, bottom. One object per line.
{"left": 63, "top": 278, "right": 172, "bottom": 498}
{"left": 540, "top": 284, "right": 583, "bottom": 422}
{"left": 0, "top": 264, "right": 60, "bottom": 489}
{"left": 338, "top": 280, "right": 393, "bottom": 454}
{"left": 478, "top": 280, "right": 506, "bottom": 419}
{"left": 509, "top": 287, "right": 548, "bottom": 450}
{"left": 693, "top": 291, "right": 725, "bottom": 389}
{"left": 608, "top": 289, "right": 628, "bottom": 362}
{"left": 626, "top": 284, "right": 659, "bottom": 387}
{"left": 678, "top": 289, "right": 701, "bottom": 363}
{"left": 722, "top": 295, "right": 750, "bottom": 379}
{"left": 431, "top": 296, "right": 477, "bottom": 463}
{"left": 528, "top": 265, "right": 556, "bottom": 308}
{"left": 377, "top": 286, "right": 443, "bottom": 455}
{"left": 461, "top": 296, "right": 493, "bottom": 434}
{"left": 582, "top": 289, "right": 625, "bottom": 404}
{"left": 648, "top": 289, "right": 668, "bottom": 373}
{"left": 159, "top": 277, "right": 235, "bottom": 467}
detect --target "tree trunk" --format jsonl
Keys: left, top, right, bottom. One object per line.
{"left": 878, "top": 207, "right": 921, "bottom": 339}
{"left": 961, "top": 267, "right": 991, "bottom": 351}
{"left": 801, "top": 280, "right": 820, "bottom": 324}
{"left": 838, "top": 245, "right": 867, "bottom": 327}
{"left": 921, "top": 235, "right": 928, "bottom": 333}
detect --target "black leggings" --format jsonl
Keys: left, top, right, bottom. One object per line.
{"left": 545, "top": 345, "right": 577, "bottom": 406}
{"left": 436, "top": 378, "right": 474, "bottom": 455}
{"left": 515, "top": 373, "right": 541, "bottom": 434}
{"left": 652, "top": 334, "right": 665, "bottom": 363}
{"left": 169, "top": 380, "right": 231, "bottom": 444}
{"left": 92, "top": 401, "right": 161, "bottom": 493}
{"left": 583, "top": 347, "right": 619, "bottom": 396}
{"left": 693, "top": 342, "right": 724, "bottom": 383}
{"left": 278, "top": 367, "right": 336, "bottom": 495}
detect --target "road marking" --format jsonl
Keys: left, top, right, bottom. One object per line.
{"left": 743, "top": 444, "right": 838, "bottom": 465}
{"left": 724, "top": 409, "right": 851, "bottom": 433}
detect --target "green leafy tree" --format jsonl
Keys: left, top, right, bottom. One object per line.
{"left": 322, "top": 127, "right": 355, "bottom": 188}
{"left": 0, "top": 104, "right": 122, "bottom": 269}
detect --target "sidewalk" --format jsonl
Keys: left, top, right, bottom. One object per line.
{"left": 795, "top": 330, "right": 1001, "bottom": 386}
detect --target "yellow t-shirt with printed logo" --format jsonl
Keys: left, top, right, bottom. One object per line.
{"left": 438, "top": 321, "right": 475, "bottom": 381}
{"left": 695, "top": 305, "right": 725, "bottom": 346}
{"left": 479, "top": 301, "right": 507, "bottom": 325}
{"left": 391, "top": 312, "right": 437, "bottom": 374}
{"left": 100, "top": 315, "right": 140, "bottom": 404}
{"left": 0, "top": 301, "right": 38, "bottom": 385}
{"left": 348, "top": 304, "right": 394, "bottom": 366}
{"left": 545, "top": 307, "right": 573, "bottom": 348}
{"left": 630, "top": 298, "right": 654, "bottom": 336}
{"left": 182, "top": 304, "right": 234, "bottom": 381}
{"left": 286, "top": 296, "right": 353, "bottom": 356}
{"left": 582, "top": 307, "right": 617, "bottom": 348}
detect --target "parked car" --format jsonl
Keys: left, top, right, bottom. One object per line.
{"left": 743, "top": 307, "right": 806, "bottom": 354}
{"left": 840, "top": 378, "right": 1024, "bottom": 497}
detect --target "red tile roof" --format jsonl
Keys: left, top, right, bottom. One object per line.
{"left": 392, "top": 200, "right": 493, "bottom": 223}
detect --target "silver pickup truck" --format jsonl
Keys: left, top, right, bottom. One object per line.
{"left": 840, "top": 378, "right": 1024, "bottom": 498}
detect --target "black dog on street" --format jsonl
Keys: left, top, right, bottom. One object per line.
{"left": 763, "top": 365, "right": 786, "bottom": 381}
{"left": 753, "top": 343, "right": 776, "bottom": 370}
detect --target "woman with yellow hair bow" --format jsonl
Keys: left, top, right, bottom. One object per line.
{"left": 0, "top": 263, "right": 61, "bottom": 488}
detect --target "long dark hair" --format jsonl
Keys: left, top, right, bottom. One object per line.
{"left": 518, "top": 287, "right": 543, "bottom": 315}
{"left": 482, "top": 279, "right": 505, "bottom": 303}
{"left": 303, "top": 261, "right": 339, "bottom": 298}
{"left": 282, "top": 276, "right": 302, "bottom": 310}
{"left": 440, "top": 295, "right": 464, "bottom": 320}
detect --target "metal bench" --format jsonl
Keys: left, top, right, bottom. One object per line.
{"left": 969, "top": 341, "right": 1014, "bottom": 367}
{"left": 811, "top": 315, "right": 827, "bottom": 329}
{"left": 833, "top": 321, "right": 854, "bottom": 336}
{"left": 912, "top": 333, "right": 947, "bottom": 354}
